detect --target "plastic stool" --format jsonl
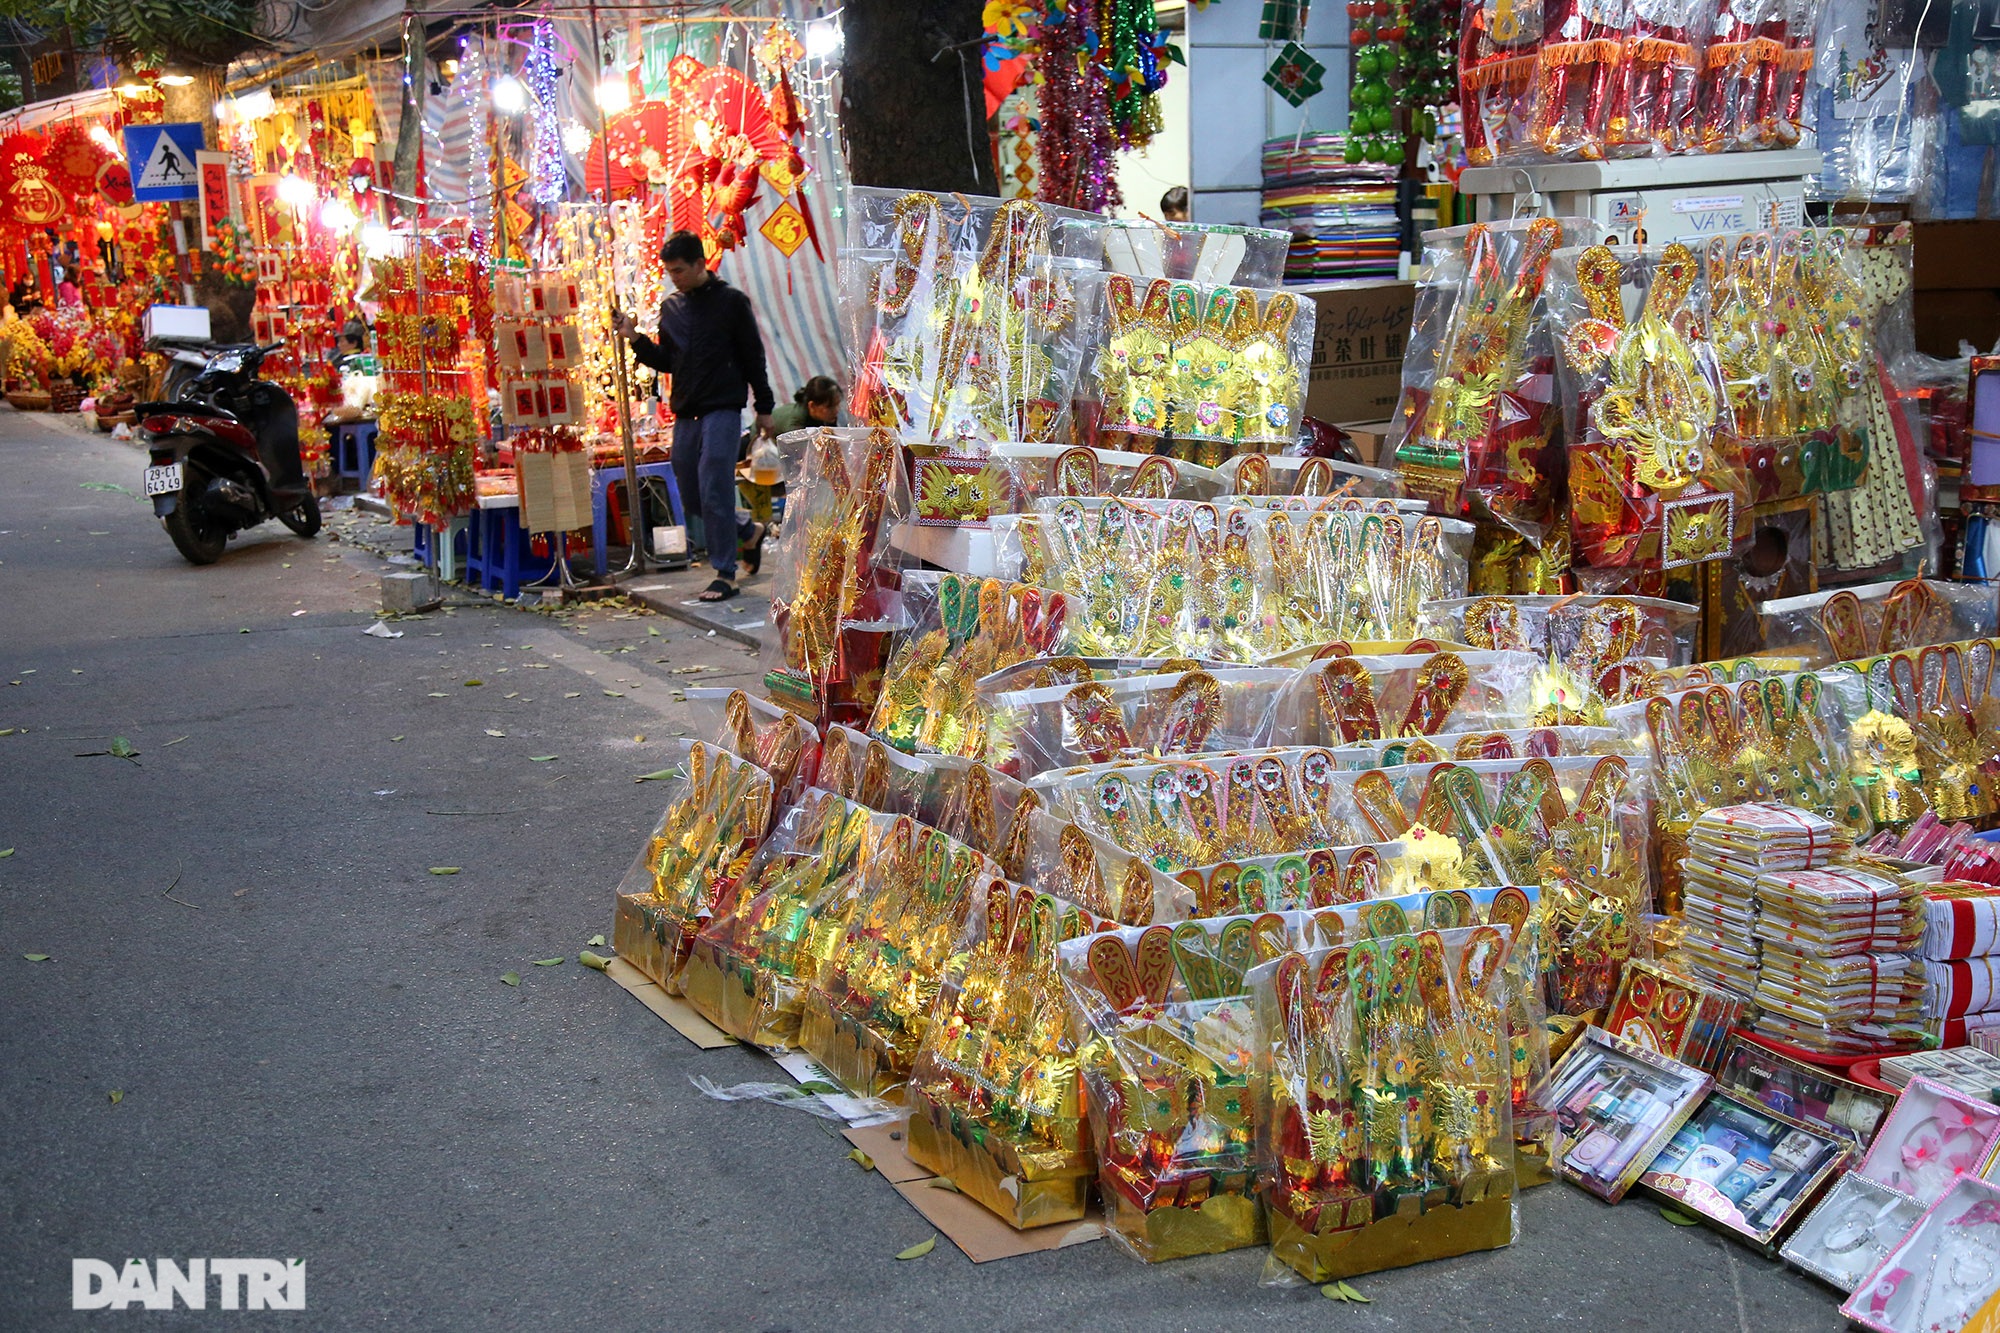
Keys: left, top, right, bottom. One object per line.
{"left": 592, "top": 462, "right": 683, "bottom": 577}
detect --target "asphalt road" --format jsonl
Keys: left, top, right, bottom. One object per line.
{"left": 0, "top": 408, "right": 1848, "bottom": 1330}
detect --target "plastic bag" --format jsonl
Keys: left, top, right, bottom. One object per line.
{"left": 1097, "top": 219, "right": 1294, "bottom": 288}
{"left": 816, "top": 723, "right": 936, "bottom": 816}
{"left": 1823, "top": 637, "right": 2000, "bottom": 829}
{"left": 982, "top": 666, "right": 1294, "bottom": 778}
{"left": 683, "top": 686, "right": 822, "bottom": 806}
{"left": 902, "top": 753, "right": 1043, "bottom": 880}
{"left": 763, "top": 427, "right": 910, "bottom": 724}
{"left": 1216, "top": 454, "right": 1404, "bottom": 499}
{"left": 1548, "top": 243, "right": 1748, "bottom": 574}
{"left": 867, "top": 573, "right": 1075, "bottom": 757}
{"left": 1316, "top": 754, "right": 1657, "bottom": 1015}
{"left": 1269, "top": 649, "right": 1545, "bottom": 745}
{"left": 1029, "top": 748, "right": 1344, "bottom": 874}
{"left": 1251, "top": 924, "right": 1522, "bottom": 1282}
{"left": 995, "top": 442, "right": 1228, "bottom": 507}
{"left": 907, "top": 871, "right": 1184, "bottom": 1230}
{"left": 1394, "top": 219, "right": 1599, "bottom": 540}
{"left": 798, "top": 819, "right": 998, "bottom": 1098}
{"left": 1755, "top": 577, "right": 1999, "bottom": 666}
{"left": 1057, "top": 915, "right": 1302, "bottom": 1260}
{"left": 1422, "top": 593, "right": 1699, "bottom": 715}
{"left": 1010, "top": 805, "right": 1197, "bottom": 924}
{"left": 610, "top": 740, "right": 778, "bottom": 993}
{"left": 842, "top": 188, "right": 1101, "bottom": 446}
{"left": 1088, "top": 275, "right": 1315, "bottom": 466}
{"left": 1328, "top": 724, "right": 1634, "bottom": 768}
{"left": 1174, "top": 842, "right": 1411, "bottom": 915}
{"left": 680, "top": 790, "right": 882, "bottom": 1048}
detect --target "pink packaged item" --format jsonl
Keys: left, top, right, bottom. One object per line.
{"left": 1855, "top": 1076, "right": 2000, "bottom": 1207}
{"left": 1842, "top": 1174, "right": 2000, "bottom": 1333}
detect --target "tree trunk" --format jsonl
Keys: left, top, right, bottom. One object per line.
{"left": 392, "top": 9, "right": 426, "bottom": 219}
{"left": 839, "top": 0, "right": 996, "bottom": 195}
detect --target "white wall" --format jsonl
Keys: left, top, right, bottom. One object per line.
{"left": 1184, "top": 1, "right": 1349, "bottom": 226}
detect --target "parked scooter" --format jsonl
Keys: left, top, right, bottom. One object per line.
{"left": 139, "top": 342, "right": 320, "bottom": 565}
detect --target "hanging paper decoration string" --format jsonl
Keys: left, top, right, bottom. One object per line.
{"left": 1266, "top": 40, "right": 1328, "bottom": 108}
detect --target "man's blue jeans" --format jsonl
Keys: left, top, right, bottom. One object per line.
{"left": 672, "top": 410, "right": 751, "bottom": 579}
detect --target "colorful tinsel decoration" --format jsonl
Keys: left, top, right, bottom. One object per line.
{"left": 985, "top": 0, "right": 1178, "bottom": 213}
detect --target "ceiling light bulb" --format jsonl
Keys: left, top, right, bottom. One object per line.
{"left": 804, "top": 21, "right": 843, "bottom": 60}
{"left": 277, "top": 174, "right": 316, "bottom": 209}
{"left": 491, "top": 75, "right": 527, "bottom": 114}
{"left": 595, "top": 74, "right": 631, "bottom": 114}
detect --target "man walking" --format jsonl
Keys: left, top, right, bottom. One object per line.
{"left": 615, "top": 230, "right": 774, "bottom": 602}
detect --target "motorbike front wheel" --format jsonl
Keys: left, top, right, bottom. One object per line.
{"left": 278, "top": 491, "right": 321, "bottom": 539}
{"left": 164, "top": 479, "right": 228, "bottom": 565}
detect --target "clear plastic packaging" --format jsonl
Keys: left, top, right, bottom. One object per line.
{"left": 1606, "top": 0, "right": 1712, "bottom": 155}
{"left": 1173, "top": 842, "right": 1410, "bottom": 915}
{"left": 842, "top": 189, "right": 1102, "bottom": 446}
{"left": 1029, "top": 748, "right": 1343, "bottom": 873}
{"left": 763, "top": 427, "right": 910, "bottom": 724}
{"left": 1216, "top": 454, "right": 1405, "bottom": 500}
{"left": 683, "top": 686, "right": 822, "bottom": 806}
{"left": 1317, "top": 753, "right": 1656, "bottom": 1014}
{"left": 1756, "top": 578, "right": 1998, "bottom": 667}
{"left": 994, "top": 443, "right": 1228, "bottom": 507}
{"left": 610, "top": 741, "right": 779, "bottom": 992}
{"left": 1636, "top": 1088, "right": 1853, "bottom": 1246}
{"left": 867, "top": 573, "right": 1074, "bottom": 758}
{"left": 981, "top": 667, "right": 1294, "bottom": 778}
{"left": 1696, "top": 0, "right": 1823, "bottom": 151}
{"left": 1424, "top": 593, "right": 1700, "bottom": 713}
{"left": 1010, "top": 805, "right": 1197, "bottom": 924}
{"left": 977, "top": 654, "right": 1222, "bottom": 695}
{"left": 1459, "top": 0, "right": 1547, "bottom": 163}
{"left": 816, "top": 723, "right": 935, "bottom": 816}
{"left": 1829, "top": 637, "right": 2000, "bottom": 828}
{"left": 1270, "top": 649, "right": 1546, "bottom": 746}
{"left": 1088, "top": 275, "right": 1315, "bottom": 464}
{"left": 680, "top": 790, "right": 880, "bottom": 1048}
{"left": 1851, "top": 1076, "right": 2000, "bottom": 1206}
{"left": 1057, "top": 914, "right": 1303, "bottom": 1260}
{"left": 1327, "top": 725, "right": 1634, "bottom": 768}
{"left": 798, "top": 820, "right": 997, "bottom": 1098}
{"left": 1548, "top": 243, "right": 1747, "bottom": 573}
{"left": 1096, "top": 219, "right": 1294, "bottom": 288}
{"left": 1251, "top": 924, "right": 1521, "bottom": 1282}
{"left": 1394, "top": 219, "right": 1599, "bottom": 540}
{"left": 1784, "top": 1172, "right": 1928, "bottom": 1295}
{"left": 905, "top": 754, "right": 1043, "bottom": 880}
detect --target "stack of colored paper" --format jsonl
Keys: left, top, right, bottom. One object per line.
{"left": 1677, "top": 804, "right": 1842, "bottom": 998}
{"left": 1753, "top": 866, "right": 1926, "bottom": 1053}
{"left": 1259, "top": 135, "right": 1402, "bottom": 281}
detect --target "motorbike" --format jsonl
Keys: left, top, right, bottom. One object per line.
{"left": 139, "top": 342, "right": 321, "bottom": 566}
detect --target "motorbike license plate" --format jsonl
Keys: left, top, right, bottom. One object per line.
{"left": 143, "top": 463, "right": 183, "bottom": 496}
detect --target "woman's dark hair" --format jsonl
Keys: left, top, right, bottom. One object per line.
{"left": 795, "top": 375, "right": 840, "bottom": 409}
{"left": 661, "top": 230, "right": 706, "bottom": 266}
{"left": 1160, "top": 186, "right": 1189, "bottom": 216}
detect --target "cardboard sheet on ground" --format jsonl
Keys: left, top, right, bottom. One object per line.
{"left": 604, "top": 958, "right": 736, "bottom": 1049}
{"left": 842, "top": 1122, "right": 1106, "bottom": 1262}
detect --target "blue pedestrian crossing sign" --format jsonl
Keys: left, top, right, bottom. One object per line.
{"left": 124, "top": 123, "right": 205, "bottom": 201}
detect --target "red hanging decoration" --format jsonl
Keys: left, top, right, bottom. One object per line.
{"left": 0, "top": 134, "right": 66, "bottom": 230}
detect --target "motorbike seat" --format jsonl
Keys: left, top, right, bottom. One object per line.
{"left": 136, "top": 400, "right": 238, "bottom": 422}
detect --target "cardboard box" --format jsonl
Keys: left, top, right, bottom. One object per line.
{"left": 1295, "top": 279, "right": 1415, "bottom": 426}
{"left": 1336, "top": 419, "right": 1395, "bottom": 466}
{"left": 1458, "top": 149, "right": 1817, "bottom": 247}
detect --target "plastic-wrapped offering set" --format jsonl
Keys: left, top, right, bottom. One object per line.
{"left": 683, "top": 687, "right": 822, "bottom": 807}
{"left": 843, "top": 190, "right": 1100, "bottom": 448}
{"left": 1217, "top": 453, "right": 1404, "bottom": 500}
{"left": 1267, "top": 651, "right": 1540, "bottom": 753}
{"left": 907, "top": 871, "right": 1172, "bottom": 1229}
{"left": 681, "top": 790, "right": 881, "bottom": 1047}
{"left": 1031, "top": 748, "right": 1343, "bottom": 875}
{"left": 1832, "top": 638, "right": 2000, "bottom": 830}
{"left": 1321, "top": 755, "right": 1651, "bottom": 1015}
{"left": 999, "top": 443, "right": 1228, "bottom": 510}
{"left": 1096, "top": 219, "right": 1294, "bottom": 289}
{"left": 1021, "top": 498, "right": 1467, "bottom": 661}
{"left": 1394, "top": 219, "right": 1597, "bottom": 539}
{"left": 611, "top": 742, "right": 779, "bottom": 992}
{"left": 1088, "top": 275, "right": 1315, "bottom": 467}
{"left": 1631, "top": 674, "right": 1872, "bottom": 844}
{"left": 1253, "top": 925, "right": 1522, "bottom": 1281}
{"left": 1751, "top": 866, "right": 1926, "bottom": 1053}
{"left": 980, "top": 667, "right": 1294, "bottom": 779}
{"left": 867, "top": 574, "right": 1074, "bottom": 759}
{"left": 1426, "top": 595, "right": 1699, "bottom": 689}
{"left": 1550, "top": 243, "right": 1745, "bottom": 572}
{"left": 1459, "top": 0, "right": 1821, "bottom": 163}
{"left": 764, "top": 428, "right": 909, "bottom": 722}
{"left": 1327, "top": 724, "right": 1633, "bottom": 769}
{"left": 1759, "top": 580, "right": 2000, "bottom": 668}
{"left": 1056, "top": 915, "right": 1301, "bottom": 1261}
{"left": 1678, "top": 801, "right": 1841, "bottom": 1000}
{"left": 1174, "top": 843, "right": 1409, "bottom": 916}
{"left": 799, "top": 819, "right": 998, "bottom": 1098}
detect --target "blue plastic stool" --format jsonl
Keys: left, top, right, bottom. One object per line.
{"left": 330, "top": 421, "right": 379, "bottom": 490}
{"left": 482, "top": 505, "right": 556, "bottom": 599}
{"left": 592, "top": 461, "right": 683, "bottom": 577}
{"left": 411, "top": 518, "right": 466, "bottom": 583}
